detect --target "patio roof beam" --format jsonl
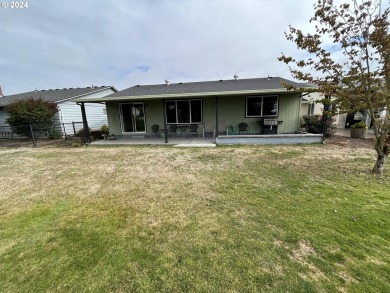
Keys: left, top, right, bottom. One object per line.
{"left": 78, "top": 102, "right": 90, "bottom": 145}
{"left": 72, "top": 88, "right": 298, "bottom": 103}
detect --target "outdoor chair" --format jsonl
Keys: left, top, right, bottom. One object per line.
{"left": 188, "top": 124, "right": 198, "bottom": 137}
{"left": 168, "top": 124, "right": 178, "bottom": 137}
{"left": 238, "top": 122, "right": 250, "bottom": 134}
{"left": 149, "top": 124, "right": 160, "bottom": 138}
{"left": 203, "top": 122, "right": 215, "bottom": 137}
{"left": 217, "top": 121, "right": 227, "bottom": 135}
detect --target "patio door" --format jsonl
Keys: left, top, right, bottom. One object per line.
{"left": 120, "top": 103, "right": 146, "bottom": 133}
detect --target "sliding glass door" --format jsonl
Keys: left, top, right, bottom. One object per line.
{"left": 120, "top": 103, "right": 146, "bottom": 133}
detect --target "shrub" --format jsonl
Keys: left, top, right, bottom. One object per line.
{"left": 76, "top": 127, "right": 92, "bottom": 137}
{"left": 47, "top": 127, "right": 61, "bottom": 139}
{"left": 300, "top": 115, "right": 335, "bottom": 137}
{"left": 101, "top": 124, "right": 109, "bottom": 135}
{"left": 5, "top": 98, "right": 57, "bottom": 137}
{"left": 76, "top": 127, "right": 104, "bottom": 140}
{"left": 90, "top": 130, "right": 103, "bottom": 140}
{"left": 351, "top": 121, "right": 367, "bottom": 128}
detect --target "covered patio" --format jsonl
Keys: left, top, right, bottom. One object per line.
{"left": 74, "top": 76, "right": 320, "bottom": 146}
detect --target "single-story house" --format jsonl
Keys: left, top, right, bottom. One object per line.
{"left": 73, "top": 76, "right": 323, "bottom": 144}
{"left": 0, "top": 86, "right": 117, "bottom": 136}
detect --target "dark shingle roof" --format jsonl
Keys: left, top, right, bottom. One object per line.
{"left": 106, "top": 77, "right": 306, "bottom": 98}
{"left": 0, "top": 86, "right": 116, "bottom": 107}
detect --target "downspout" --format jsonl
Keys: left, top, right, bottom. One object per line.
{"left": 58, "top": 107, "right": 67, "bottom": 139}
{"left": 58, "top": 107, "right": 65, "bottom": 124}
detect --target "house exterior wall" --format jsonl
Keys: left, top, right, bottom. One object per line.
{"left": 145, "top": 100, "right": 164, "bottom": 131}
{"left": 300, "top": 92, "right": 325, "bottom": 116}
{"left": 205, "top": 94, "right": 300, "bottom": 134}
{"left": 106, "top": 102, "right": 123, "bottom": 134}
{"left": 106, "top": 93, "right": 301, "bottom": 136}
{"left": 57, "top": 100, "right": 108, "bottom": 134}
{"left": 0, "top": 108, "right": 8, "bottom": 125}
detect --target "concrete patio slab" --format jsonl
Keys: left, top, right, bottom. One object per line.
{"left": 90, "top": 137, "right": 216, "bottom": 146}
{"left": 173, "top": 144, "right": 216, "bottom": 147}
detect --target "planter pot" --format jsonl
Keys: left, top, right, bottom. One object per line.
{"left": 350, "top": 128, "right": 367, "bottom": 138}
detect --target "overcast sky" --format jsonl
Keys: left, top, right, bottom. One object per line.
{"left": 1, "top": 0, "right": 318, "bottom": 95}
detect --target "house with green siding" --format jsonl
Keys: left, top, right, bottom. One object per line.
{"left": 73, "top": 76, "right": 319, "bottom": 144}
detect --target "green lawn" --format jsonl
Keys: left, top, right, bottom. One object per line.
{"left": 0, "top": 144, "right": 389, "bottom": 292}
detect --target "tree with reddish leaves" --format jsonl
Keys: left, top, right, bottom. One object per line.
{"left": 279, "top": 0, "right": 390, "bottom": 175}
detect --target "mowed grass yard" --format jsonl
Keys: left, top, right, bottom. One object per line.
{"left": 0, "top": 143, "right": 389, "bottom": 292}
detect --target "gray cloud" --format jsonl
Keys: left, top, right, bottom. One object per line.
{"left": 0, "top": 0, "right": 316, "bottom": 95}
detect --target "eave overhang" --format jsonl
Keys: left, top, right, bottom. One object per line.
{"left": 72, "top": 88, "right": 301, "bottom": 103}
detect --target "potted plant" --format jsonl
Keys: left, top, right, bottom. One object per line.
{"left": 350, "top": 121, "right": 368, "bottom": 138}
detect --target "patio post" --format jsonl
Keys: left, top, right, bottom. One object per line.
{"left": 79, "top": 102, "right": 90, "bottom": 144}
{"left": 215, "top": 96, "right": 219, "bottom": 138}
{"left": 162, "top": 99, "right": 168, "bottom": 143}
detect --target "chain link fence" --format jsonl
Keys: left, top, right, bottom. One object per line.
{"left": 0, "top": 122, "right": 88, "bottom": 147}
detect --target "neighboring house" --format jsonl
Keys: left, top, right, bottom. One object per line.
{"left": 300, "top": 92, "right": 345, "bottom": 128}
{"left": 74, "top": 76, "right": 313, "bottom": 138}
{"left": 300, "top": 92, "right": 325, "bottom": 116}
{"left": 0, "top": 86, "right": 117, "bottom": 135}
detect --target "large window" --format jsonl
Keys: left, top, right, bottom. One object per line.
{"left": 166, "top": 99, "right": 202, "bottom": 123}
{"left": 246, "top": 95, "right": 278, "bottom": 117}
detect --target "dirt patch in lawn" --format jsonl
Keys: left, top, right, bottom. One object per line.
{"left": 0, "top": 136, "right": 83, "bottom": 148}
{"left": 324, "top": 135, "right": 375, "bottom": 149}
